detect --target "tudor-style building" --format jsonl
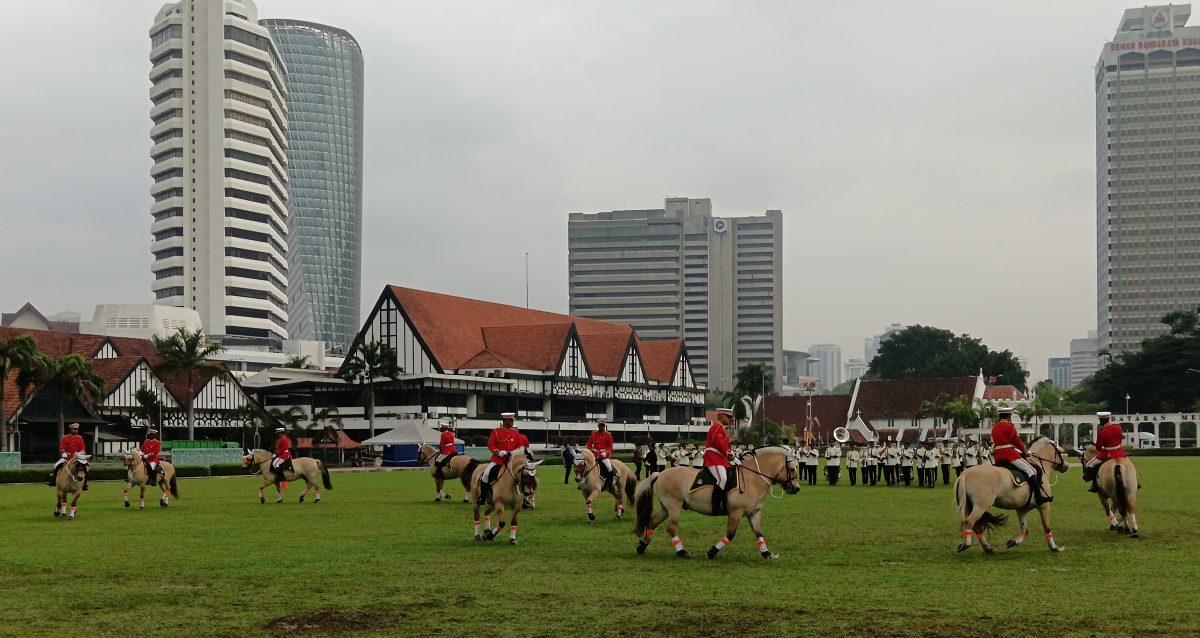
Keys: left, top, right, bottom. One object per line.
{"left": 251, "top": 286, "right": 708, "bottom": 445}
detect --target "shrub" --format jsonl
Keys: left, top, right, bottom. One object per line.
{"left": 209, "top": 464, "right": 247, "bottom": 476}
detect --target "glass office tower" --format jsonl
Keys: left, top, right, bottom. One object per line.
{"left": 262, "top": 19, "right": 364, "bottom": 351}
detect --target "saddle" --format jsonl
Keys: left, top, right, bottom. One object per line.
{"left": 434, "top": 453, "right": 455, "bottom": 479}
{"left": 997, "top": 461, "right": 1033, "bottom": 486}
{"left": 273, "top": 458, "right": 294, "bottom": 480}
{"left": 686, "top": 468, "right": 739, "bottom": 516}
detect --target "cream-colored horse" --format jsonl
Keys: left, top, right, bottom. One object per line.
{"left": 242, "top": 449, "right": 332, "bottom": 504}
{"left": 121, "top": 448, "right": 179, "bottom": 509}
{"left": 954, "top": 437, "right": 1070, "bottom": 554}
{"left": 53, "top": 453, "right": 90, "bottom": 520}
{"left": 416, "top": 443, "right": 479, "bottom": 503}
{"left": 633, "top": 446, "right": 801, "bottom": 560}
{"left": 469, "top": 452, "right": 527, "bottom": 545}
{"left": 572, "top": 448, "right": 636, "bottom": 522}
{"left": 1082, "top": 444, "right": 1140, "bottom": 538}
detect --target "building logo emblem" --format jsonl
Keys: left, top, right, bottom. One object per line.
{"left": 1151, "top": 10, "right": 1168, "bottom": 29}
{"left": 713, "top": 218, "right": 728, "bottom": 233}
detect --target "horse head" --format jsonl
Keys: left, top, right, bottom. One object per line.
{"left": 241, "top": 449, "right": 258, "bottom": 469}
{"left": 780, "top": 447, "right": 802, "bottom": 494}
{"left": 1030, "top": 437, "right": 1070, "bottom": 473}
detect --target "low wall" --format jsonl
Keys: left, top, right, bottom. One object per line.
{"left": 0, "top": 452, "right": 19, "bottom": 470}
{"left": 171, "top": 448, "right": 243, "bottom": 467}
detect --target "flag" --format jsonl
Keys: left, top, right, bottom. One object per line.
{"left": 813, "top": 416, "right": 822, "bottom": 429}
{"left": 805, "top": 430, "right": 815, "bottom": 442}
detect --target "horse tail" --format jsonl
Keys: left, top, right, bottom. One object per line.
{"left": 1113, "top": 463, "right": 1128, "bottom": 514}
{"left": 976, "top": 511, "right": 1008, "bottom": 534}
{"left": 633, "top": 475, "right": 659, "bottom": 537}
{"left": 460, "top": 458, "right": 479, "bottom": 492}
{"left": 319, "top": 460, "right": 333, "bottom": 490}
{"left": 624, "top": 470, "right": 636, "bottom": 502}
{"left": 168, "top": 474, "right": 179, "bottom": 498}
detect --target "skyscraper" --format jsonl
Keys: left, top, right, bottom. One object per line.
{"left": 1070, "top": 331, "right": 1100, "bottom": 388}
{"left": 808, "top": 344, "right": 842, "bottom": 391}
{"left": 864, "top": 323, "right": 904, "bottom": 363}
{"left": 1048, "top": 357, "right": 1071, "bottom": 389}
{"left": 1097, "top": 5, "right": 1200, "bottom": 355}
{"left": 568, "top": 198, "right": 783, "bottom": 391}
{"left": 148, "top": 0, "right": 290, "bottom": 345}
{"left": 261, "top": 20, "right": 365, "bottom": 351}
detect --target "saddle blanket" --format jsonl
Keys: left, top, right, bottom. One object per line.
{"left": 688, "top": 467, "right": 739, "bottom": 493}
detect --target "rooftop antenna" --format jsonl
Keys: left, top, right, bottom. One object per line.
{"left": 525, "top": 251, "right": 530, "bottom": 308}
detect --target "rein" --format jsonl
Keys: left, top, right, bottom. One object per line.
{"left": 736, "top": 450, "right": 794, "bottom": 498}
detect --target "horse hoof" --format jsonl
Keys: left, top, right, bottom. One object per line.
{"left": 636, "top": 542, "right": 648, "bottom": 555}
{"left": 276, "top": 498, "right": 284, "bottom": 504}
{"left": 509, "top": 539, "right": 518, "bottom": 545}
{"left": 1051, "top": 546, "right": 1065, "bottom": 553}
{"left": 315, "top": 497, "right": 320, "bottom": 503}
{"left": 761, "top": 552, "right": 778, "bottom": 560}
{"left": 706, "top": 547, "right": 720, "bottom": 560}
{"left": 587, "top": 513, "right": 596, "bottom": 522}
{"left": 1006, "top": 539, "right": 1017, "bottom": 549}
{"left": 462, "top": 498, "right": 471, "bottom": 503}
{"left": 1131, "top": 532, "right": 1139, "bottom": 539}
{"left": 124, "top": 501, "right": 130, "bottom": 508}
{"left": 982, "top": 546, "right": 995, "bottom": 555}
{"left": 160, "top": 502, "right": 167, "bottom": 508}
{"left": 299, "top": 495, "right": 305, "bottom": 503}
{"left": 676, "top": 549, "right": 690, "bottom": 559}
{"left": 956, "top": 543, "right": 969, "bottom": 553}
{"left": 1109, "top": 524, "right": 1119, "bottom": 532}
{"left": 53, "top": 511, "right": 60, "bottom": 517}
{"left": 260, "top": 497, "right": 265, "bottom": 504}
{"left": 474, "top": 535, "right": 483, "bottom": 542}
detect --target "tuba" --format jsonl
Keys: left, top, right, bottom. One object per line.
{"left": 833, "top": 427, "right": 851, "bottom": 444}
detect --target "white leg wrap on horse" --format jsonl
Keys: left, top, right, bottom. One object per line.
{"left": 484, "top": 516, "right": 492, "bottom": 532}
{"left": 756, "top": 536, "right": 768, "bottom": 553}
{"left": 473, "top": 520, "right": 481, "bottom": 535}
{"left": 586, "top": 502, "right": 594, "bottom": 514}
{"left": 671, "top": 536, "right": 684, "bottom": 551}
{"left": 714, "top": 537, "right": 729, "bottom": 550}
{"left": 510, "top": 525, "right": 518, "bottom": 541}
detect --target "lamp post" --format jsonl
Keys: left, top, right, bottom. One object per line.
{"left": 1125, "top": 393, "right": 1130, "bottom": 415}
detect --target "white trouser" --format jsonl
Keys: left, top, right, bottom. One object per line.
{"left": 435, "top": 453, "right": 449, "bottom": 464}
{"left": 1009, "top": 457, "right": 1036, "bottom": 479}
{"left": 147, "top": 461, "right": 157, "bottom": 472}
{"left": 1085, "top": 457, "right": 1104, "bottom": 469}
{"left": 708, "top": 465, "right": 727, "bottom": 486}
{"left": 54, "top": 457, "right": 67, "bottom": 471}
{"left": 480, "top": 461, "right": 498, "bottom": 484}
{"left": 271, "top": 457, "right": 284, "bottom": 469}
{"left": 600, "top": 458, "right": 613, "bottom": 473}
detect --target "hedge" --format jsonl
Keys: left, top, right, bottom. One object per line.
{"left": 210, "top": 464, "right": 248, "bottom": 476}
{"left": 1127, "top": 447, "right": 1200, "bottom": 456}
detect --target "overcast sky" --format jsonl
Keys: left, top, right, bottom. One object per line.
{"left": 0, "top": 1, "right": 1146, "bottom": 382}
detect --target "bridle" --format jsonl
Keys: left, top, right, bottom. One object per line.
{"left": 737, "top": 448, "right": 799, "bottom": 495}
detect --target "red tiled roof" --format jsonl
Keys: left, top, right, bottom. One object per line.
{"left": 577, "top": 332, "right": 632, "bottom": 378}
{"left": 296, "top": 431, "right": 361, "bottom": 449}
{"left": 763, "top": 395, "right": 852, "bottom": 441}
{"left": 480, "top": 324, "right": 572, "bottom": 372}
{"left": 638, "top": 339, "right": 682, "bottom": 384}
{"left": 852, "top": 377, "right": 978, "bottom": 419}
{"left": 89, "top": 357, "right": 145, "bottom": 395}
{"left": 983, "top": 385, "right": 1026, "bottom": 401}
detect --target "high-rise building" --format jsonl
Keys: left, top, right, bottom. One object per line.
{"left": 261, "top": 20, "right": 364, "bottom": 352}
{"left": 1070, "top": 331, "right": 1100, "bottom": 388}
{"left": 808, "top": 344, "right": 842, "bottom": 391}
{"left": 568, "top": 197, "right": 783, "bottom": 391}
{"left": 1097, "top": 5, "right": 1200, "bottom": 355}
{"left": 844, "top": 357, "right": 868, "bottom": 383}
{"left": 148, "top": 0, "right": 290, "bottom": 346}
{"left": 864, "top": 323, "right": 904, "bottom": 363}
{"left": 1048, "top": 357, "right": 1071, "bottom": 389}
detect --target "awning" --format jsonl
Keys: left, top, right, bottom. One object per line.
{"left": 361, "top": 419, "right": 465, "bottom": 446}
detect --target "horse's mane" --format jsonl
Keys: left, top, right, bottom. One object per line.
{"left": 749, "top": 445, "right": 793, "bottom": 457}
{"left": 1029, "top": 436, "right": 1058, "bottom": 452}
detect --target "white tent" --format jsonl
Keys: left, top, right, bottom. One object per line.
{"left": 361, "top": 419, "right": 464, "bottom": 446}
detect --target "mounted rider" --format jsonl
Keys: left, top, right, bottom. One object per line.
{"left": 478, "top": 412, "right": 523, "bottom": 504}
{"left": 50, "top": 423, "right": 89, "bottom": 490}
{"left": 704, "top": 408, "right": 738, "bottom": 512}
{"left": 140, "top": 428, "right": 163, "bottom": 485}
{"left": 991, "top": 407, "right": 1051, "bottom": 506}
{"left": 434, "top": 421, "right": 457, "bottom": 476}
{"left": 587, "top": 418, "right": 616, "bottom": 490}
{"left": 1083, "top": 411, "right": 1125, "bottom": 493}
{"left": 271, "top": 426, "right": 293, "bottom": 484}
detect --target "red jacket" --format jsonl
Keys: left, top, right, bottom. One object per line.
{"left": 1096, "top": 423, "right": 1127, "bottom": 461}
{"left": 990, "top": 419, "right": 1025, "bottom": 463}
{"left": 141, "top": 439, "right": 161, "bottom": 464}
{"left": 703, "top": 422, "right": 732, "bottom": 468}
{"left": 439, "top": 430, "right": 456, "bottom": 456}
{"left": 60, "top": 434, "right": 86, "bottom": 456}
{"left": 587, "top": 430, "right": 613, "bottom": 459}
{"left": 487, "top": 426, "right": 523, "bottom": 464}
{"left": 275, "top": 435, "right": 292, "bottom": 461}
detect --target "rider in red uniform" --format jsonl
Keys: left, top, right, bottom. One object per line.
{"left": 587, "top": 419, "right": 615, "bottom": 487}
{"left": 271, "top": 427, "right": 293, "bottom": 483}
{"left": 1084, "top": 411, "right": 1125, "bottom": 492}
{"left": 434, "top": 421, "right": 458, "bottom": 476}
{"left": 991, "top": 407, "right": 1050, "bottom": 505}
{"left": 478, "top": 413, "right": 522, "bottom": 503}
{"left": 50, "top": 423, "right": 89, "bottom": 489}
{"left": 704, "top": 408, "right": 738, "bottom": 504}
{"left": 141, "top": 428, "right": 163, "bottom": 484}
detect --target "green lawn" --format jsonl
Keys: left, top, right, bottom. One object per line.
{"left": 0, "top": 459, "right": 1196, "bottom": 638}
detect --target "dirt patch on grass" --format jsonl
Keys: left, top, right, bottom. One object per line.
{"left": 265, "top": 609, "right": 384, "bottom": 634}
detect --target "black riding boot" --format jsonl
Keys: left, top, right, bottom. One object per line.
{"left": 1088, "top": 480, "right": 1099, "bottom": 493}
{"left": 1029, "top": 472, "right": 1052, "bottom": 505}
{"left": 477, "top": 481, "right": 490, "bottom": 505}
{"left": 712, "top": 486, "right": 727, "bottom": 515}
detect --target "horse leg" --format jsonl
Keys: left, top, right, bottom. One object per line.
{"left": 54, "top": 489, "right": 63, "bottom": 517}
{"left": 509, "top": 508, "right": 520, "bottom": 545}
{"left": 160, "top": 480, "right": 169, "bottom": 507}
{"left": 707, "top": 510, "right": 743, "bottom": 560}
{"left": 585, "top": 492, "right": 596, "bottom": 523}
{"left": 298, "top": 476, "right": 310, "bottom": 503}
{"left": 1099, "top": 492, "right": 1119, "bottom": 531}
{"left": 472, "top": 500, "right": 484, "bottom": 541}
{"left": 69, "top": 492, "right": 80, "bottom": 520}
{"left": 666, "top": 506, "right": 689, "bottom": 558}
{"left": 1006, "top": 510, "right": 1030, "bottom": 549}
{"left": 123, "top": 482, "right": 131, "bottom": 508}
{"left": 259, "top": 479, "right": 267, "bottom": 504}
{"left": 636, "top": 493, "right": 669, "bottom": 554}
{"left": 482, "top": 504, "right": 496, "bottom": 541}
{"left": 139, "top": 485, "right": 146, "bottom": 510}
{"left": 747, "top": 508, "right": 777, "bottom": 559}
{"left": 276, "top": 474, "right": 286, "bottom": 503}
{"left": 312, "top": 473, "right": 321, "bottom": 503}
{"left": 1036, "top": 505, "right": 1064, "bottom": 553}
{"left": 434, "top": 476, "right": 445, "bottom": 502}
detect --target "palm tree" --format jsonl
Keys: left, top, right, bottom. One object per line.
{"left": 42, "top": 354, "right": 105, "bottom": 438}
{"left": 152, "top": 327, "right": 224, "bottom": 440}
{"left": 311, "top": 406, "right": 344, "bottom": 463}
{"left": 283, "top": 355, "right": 316, "bottom": 369}
{"left": 337, "top": 340, "right": 401, "bottom": 439}
{"left": 0, "top": 335, "right": 45, "bottom": 452}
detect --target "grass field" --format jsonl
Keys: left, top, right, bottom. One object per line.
{"left": 0, "top": 458, "right": 1197, "bottom": 638}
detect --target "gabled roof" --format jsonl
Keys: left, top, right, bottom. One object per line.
{"left": 577, "top": 332, "right": 633, "bottom": 378}
{"left": 478, "top": 323, "right": 573, "bottom": 372}
{"left": 637, "top": 339, "right": 684, "bottom": 384}
{"left": 983, "top": 385, "right": 1026, "bottom": 401}
{"left": 89, "top": 357, "right": 147, "bottom": 397}
{"left": 852, "top": 377, "right": 978, "bottom": 419}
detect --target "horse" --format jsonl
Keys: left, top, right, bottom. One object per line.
{"left": 632, "top": 446, "right": 801, "bottom": 560}
{"left": 468, "top": 452, "right": 528, "bottom": 545}
{"left": 954, "top": 436, "right": 1070, "bottom": 554}
{"left": 572, "top": 448, "right": 636, "bottom": 523}
{"left": 416, "top": 443, "right": 481, "bottom": 503}
{"left": 121, "top": 448, "right": 179, "bottom": 509}
{"left": 1082, "top": 444, "right": 1140, "bottom": 537}
{"left": 242, "top": 449, "right": 333, "bottom": 504}
{"left": 520, "top": 457, "right": 543, "bottom": 509}
{"left": 53, "top": 453, "right": 90, "bottom": 520}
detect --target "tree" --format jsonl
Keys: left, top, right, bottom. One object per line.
{"left": 826, "top": 379, "right": 856, "bottom": 396}
{"left": 1075, "top": 308, "right": 1200, "bottom": 412}
{"left": 42, "top": 354, "right": 105, "bottom": 438}
{"left": 867, "top": 325, "right": 1029, "bottom": 392}
{"left": 0, "top": 335, "right": 45, "bottom": 452}
{"left": 337, "top": 340, "right": 401, "bottom": 439}
{"left": 153, "top": 327, "right": 224, "bottom": 441}
{"left": 311, "top": 406, "right": 345, "bottom": 463}
{"left": 915, "top": 392, "right": 952, "bottom": 423}
{"left": 133, "top": 386, "right": 168, "bottom": 433}
{"left": 284, "top": 355, "right": 316, "bottom": 370}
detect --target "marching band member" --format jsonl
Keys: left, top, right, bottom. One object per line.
{"left": 915, "top": 443, "right": 928, "bottom": 487}
{"left": 1083, "top": 411, "right": 1125, "bottom": 493}
{"left": 587, "top": 419, "right": 616, "bottom": 489}
{"left": 655, "top": 443, "right": 668, "bottom": 473}
{"left": 964, "top": 440, "right": 980, "bottom": 469}
{"left": 922, "top": 441, "right": 939, "bottom": 488}
{"left": 884, "top": 441, "right": 899, "bottom": 486}
{"left": 846, "top": 444, "right": 860, "bottom": 486}
{"left": 953, "top": 440, "right": 966, "bottom": 477}
{"left": 50, "top": 423, "right": 88, "bottom": 489}
{"left": 141, "top": 428, "right": 163, "bottom": 485}
{"left": 865, "top": 442, "right": 880, "bottom": 486}
{"left": 991, "top": 407, "right": 1051, "bottom": 505}
{"left": 802, "top": 443, "right": 819, "bottom": 485}
{"left": 901, "top": 444, "right": 915, "bottom": 486}
{"left": 939, "top": 441, "right": 951, "bottom": 484}
{"left": 824, "top": 440, "right": 842, "bottom": 485}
